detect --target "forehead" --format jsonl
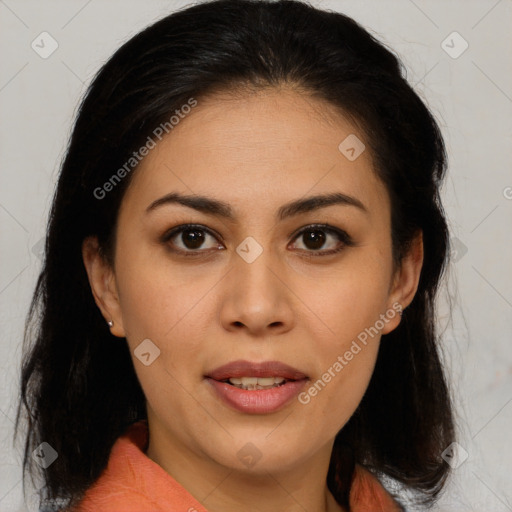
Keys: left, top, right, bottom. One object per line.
{"left": 120, "top": 87, "right": 389, "bottom": 221}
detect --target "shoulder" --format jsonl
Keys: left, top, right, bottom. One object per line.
{"left": 71, "top": 482, "right": 169, "bottom": 512}
{"left": 349, "top": 464, "right": 404, "bottom": 512}
{"left": 71, "top": 420, "right": 208, "bottom": 512}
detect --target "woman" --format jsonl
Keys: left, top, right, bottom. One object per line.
{"left": 15, "top": 0, "right": 455, "bottom": 510}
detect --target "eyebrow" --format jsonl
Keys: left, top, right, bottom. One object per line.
{"left": 145, "top": 191, "right": 368, "bottom": 221}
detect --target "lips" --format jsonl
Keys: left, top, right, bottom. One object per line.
{"left": 205, "top": 359, "right": 308, "bottom": 381}
{"left": 204, "top": 360, "right": 309, "bottom": 414}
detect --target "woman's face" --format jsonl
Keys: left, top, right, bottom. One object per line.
{"left": 85, "top": 87, "right": 420, "bottom": 475}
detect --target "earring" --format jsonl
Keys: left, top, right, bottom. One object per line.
{"left": 107, "top": 320, "right": 114, "bottom": 328}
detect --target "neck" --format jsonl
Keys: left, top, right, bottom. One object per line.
{"left": 145, "top": 420, "right": 346, "bottom": 512}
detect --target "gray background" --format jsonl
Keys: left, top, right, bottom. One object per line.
{"left": 1, "top": 0, "right": 511, "bottom": 510}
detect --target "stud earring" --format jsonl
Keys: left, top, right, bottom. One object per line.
{"left": 107, "top": 320, "right": 114, "bottom": 328}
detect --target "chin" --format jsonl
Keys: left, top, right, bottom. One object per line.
{"left": 206, "top": 431, "right": 315, "bottom": 474}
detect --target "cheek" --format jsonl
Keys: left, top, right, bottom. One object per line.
{"left": 291, "top": 252, "right": 391, "bottom": 432}
{"left": 300, "top": 250, "right": 393, "bottom": 339}
{"left": 113, "top": 253, "right": 215, "bottom": 424}
{"left": 114, "top": 235, "right": 217, "bottom": 344}
{"left": 298, "top": 325, "right": 381, "bottom": 440}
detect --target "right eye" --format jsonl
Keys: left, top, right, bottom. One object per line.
{"left": 161, "top": 224, "right": 225, "bottom": 256}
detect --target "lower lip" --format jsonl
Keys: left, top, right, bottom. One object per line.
{"left": 206, "top": 378, "right": 308, "bottom": 414}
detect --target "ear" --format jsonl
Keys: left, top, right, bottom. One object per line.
{"left": 81, "top": 236, "right": 126, "bottom": 337}
{"left": 381, "top": 230, "right": 424, "bottom": 335}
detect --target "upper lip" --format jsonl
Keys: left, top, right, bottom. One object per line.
{"left": 205, "top": 360, "right": 308, "bottom": 381}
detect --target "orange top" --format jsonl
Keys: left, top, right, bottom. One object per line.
{"left": 73, "top": 420, "right": 402, "bottom": 512}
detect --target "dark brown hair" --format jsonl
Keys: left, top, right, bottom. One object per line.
{"left": 15, "top": 1, "right": 455, "bottom": 510}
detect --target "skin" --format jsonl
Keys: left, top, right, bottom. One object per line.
{"left": 82, "top": 86, "right": 423, "bottom": 512}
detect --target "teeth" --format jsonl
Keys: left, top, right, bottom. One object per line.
{"left": 257, "top": 377, "right": 278, "bottom": 386}
{"left": 227, "top": 376, "right": 287, "bottom": 390}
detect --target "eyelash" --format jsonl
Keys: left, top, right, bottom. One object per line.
{"left": 161, "top": 223, "right": 354, "bottom": 258}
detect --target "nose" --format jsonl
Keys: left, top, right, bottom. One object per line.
{"left": 218, "top": 246, "right": 295, "bottom": 337}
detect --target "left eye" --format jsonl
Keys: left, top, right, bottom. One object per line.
{"left": 289, "top": 224, "right": 352, "bottom": 255}
{"left": 162, "top": 223, "right": 352, "bottom": 256}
